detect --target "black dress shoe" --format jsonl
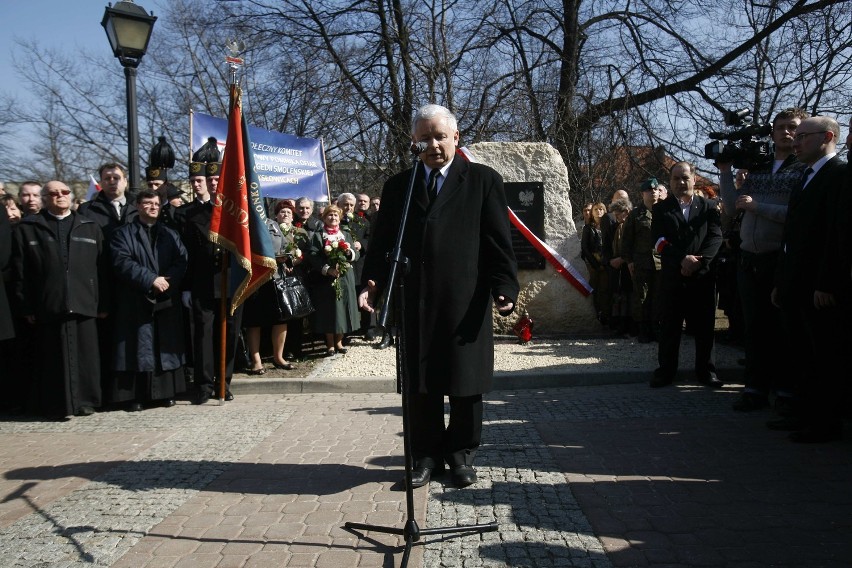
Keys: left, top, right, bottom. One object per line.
{"left": 408, "top": 464, "right": 444, "bottom": 488}
{"left": 162, "top": 399, "right": 176, "bottom": 408}
{"left": 650, "top": 369, "right": 674, "bottom": 388}
{"left": 450, "top": 465, "right": 477, "bottom": 487}
{"left": 225, "top": 390, "right": 234, "bottom": 402}
{"left": 375, "top": 335, "right": 393, "bottom": 350}
{"left": 788, "top": 425, "right": 842, "bottom": 443}
{"left": 75, "top": 406, "right": 95, "bottom": 417}
{"left": 193, "top": 392, "right": 212, "bottom": 405}
{"left": 732, "top": 392, "right": 768, "bottom": 412}
{"left": 697, "top": 371, "right": 724, "bottom": 388}
{"left": 774, "top": 396, "right": 796, "bottom": 417}
{"left": 766, "top": 416, "right": 805, "bottom": 431}
{"left": 335, "top": 346, "right": 348, "bottom": 354}
{"left": 127, "top": 402, "right": 144, "bottom": 412}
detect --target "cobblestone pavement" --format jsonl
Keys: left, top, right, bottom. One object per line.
{"left": 1, "top": 373, "right": 851, "bottom": 566}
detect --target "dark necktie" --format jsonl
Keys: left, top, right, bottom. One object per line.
{"left": 145, "top": 224, "right": 157, "bottom": 248}
{"left": 427, "top": 169, "right": 441, "bottom": 203}
{"left": 800, "top": 167, "right": 814, "bottom": 190}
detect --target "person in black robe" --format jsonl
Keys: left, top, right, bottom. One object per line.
{"left": 110, "top": 190, "right": 188, "bottom": 410}
{"left": 11, "top": 181, "right": 109, "bottom": 419}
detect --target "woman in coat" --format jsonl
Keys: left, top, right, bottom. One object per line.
{"left": 307, "top": 204, "right": 359, "bottom": 356}
{"left": 242, "top": 202, "right": 307, "bottom": 373}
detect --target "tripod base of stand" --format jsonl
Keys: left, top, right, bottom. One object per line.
{"left": 344, "top": 518, "right": 498, "bottom": 567}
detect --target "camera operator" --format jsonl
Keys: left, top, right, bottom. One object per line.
{"left": 716, "top": 107, "right": 809, "bottom": 414}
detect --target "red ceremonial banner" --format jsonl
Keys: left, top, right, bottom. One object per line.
{"left": 208, "top": 84, "right": 277, "bottom": 314}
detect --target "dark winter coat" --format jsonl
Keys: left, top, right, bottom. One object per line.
{"left": 307, "top": 228, "right": 360, "bottom": 334}
{"left": 363, "top": 158, "right": 519, "bottom": 396}
{"left": 0, "top": 207, "right": 14, "bottom": 341}
{"left": 77, "top": 191, "right": 139, "bottom": 243}
{"left": 110, "top": 219, "right": 188, "bottom": 372}
{"left": 12, "top": 211, "right": 109, "bottom": 321}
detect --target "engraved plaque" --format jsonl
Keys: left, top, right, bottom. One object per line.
{"left": 505, "top": 181, "right": 545, "bottom": 270}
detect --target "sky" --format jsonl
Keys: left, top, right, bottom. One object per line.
{"left": 1, "top": 0, "right": 154, "bottom": 104}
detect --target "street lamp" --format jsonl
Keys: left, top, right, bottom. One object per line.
{"left": 101, "top": 1, "right": 157, "bottom": 194}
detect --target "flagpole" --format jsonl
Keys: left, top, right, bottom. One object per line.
{"left": 218, "top": 249, "right": 229, "bottom": 403}
{"left": 189, "top": 109, "right": 195, "bottom": 201}
{"left": 216, "top": 42, "right": 244, "bottom": 404}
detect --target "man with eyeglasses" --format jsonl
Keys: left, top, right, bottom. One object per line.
{"left": 716, "top": 108, "right": 809, "bottom": 415}
{"left": 771, "top": 115, "right": 847, "bottom": 443}
{"left": 109, "top": 189, "right": 188, "bottom": 412}
{"left": 11, "top": 181, "right": 109, "bottom": 419}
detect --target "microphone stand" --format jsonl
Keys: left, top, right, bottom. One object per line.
{"left": 344, "top": 149, "right": 498, "bottom": 567}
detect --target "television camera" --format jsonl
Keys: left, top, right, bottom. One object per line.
{"left": 704, "top": 108, "right": 772, "bottom": 170}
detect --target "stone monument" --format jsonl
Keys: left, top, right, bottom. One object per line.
{"left": 467, "top": 142, "right": 598, "bottom": 335}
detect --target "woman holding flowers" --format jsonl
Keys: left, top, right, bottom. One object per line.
{"left": 242, "top": 202, "right": 307, "bottom": 374}
{"left": 307, "top": 204, "right": 360, "bottom": 356}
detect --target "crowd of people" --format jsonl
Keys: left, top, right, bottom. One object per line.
{"left": 1, "top": 107, "right": 849, "bottom": 453}
{"left": 0, "top": 157, "right": 382, "bottom": 419}
{"left": 0, "top": 102, "right": 519, "bottom": 490}
{"left": 579, "top": 110, "right": 852, "bottom": 443}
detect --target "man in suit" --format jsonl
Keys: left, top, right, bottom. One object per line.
{"left": 78, "top": 163, "right": 139, "bottom": 242}
{"left": 360, "top": 103, "right": 519, "bottom": 488}
{"left": 651, "top": 161, "right": 723, "bottom": 389}
{"left": 770, "top": 115, "right": 847, "bottom": 442}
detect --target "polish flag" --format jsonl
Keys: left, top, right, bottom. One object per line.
{"left": 85, "top": 175, "right": 101, "bottom": 200}
{"left": 456, "top": 147, "right": 592, "bottom": 297}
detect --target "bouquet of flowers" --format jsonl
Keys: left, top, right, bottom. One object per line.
{"left": 280, "top": 224, "right": 309, "bottom": 265}
{"left": 324, "top": 237, "right": 353, "bottom": 299}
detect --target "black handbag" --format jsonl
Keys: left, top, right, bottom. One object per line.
{"left": 273, "top": 272, "right": 315, "bottom": 320}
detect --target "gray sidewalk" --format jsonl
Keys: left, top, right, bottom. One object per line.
{"left": 1, "top": 337, "right": 850, "bottom": 567}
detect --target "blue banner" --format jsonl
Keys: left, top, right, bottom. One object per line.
{"left": 192, "top": 112, "right": 329, "bottom": 202}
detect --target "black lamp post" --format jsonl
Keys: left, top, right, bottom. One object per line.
{"left": 101, "top": 1, "right": 157, "bottom": 193}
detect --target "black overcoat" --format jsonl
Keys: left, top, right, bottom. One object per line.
{"left": 11, "top": 211, "right": 108, "bottom": 415}
{"left": 12, "top": 211, "right": 109, "bottom": 320}
{"left": 110, "top": 220, "right": 188, "bottom": 372}
{"left": 307, "top": 228, "right": 360, "bottom": 334}
{"left": 0, "top": 207, "right": 14, "bottom": 341}
{"left": 363, "top": 158, "right": 519, "bottom": 396}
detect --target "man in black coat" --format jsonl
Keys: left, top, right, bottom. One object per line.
{"left": 651, "top": 161, "right": 723, "bottom": 389}
{"left": 78, "top": 162, "right": 139, "bottom": 400}
{"left": 77, "top": 163, "right": 139, "bottom": 242}
{"left": 11, "top": 181, "right": 110, "bottom": 418}
{"left": 360, "top": 104, "right": 519, "bottom": 488}
{"left": 770, "top": 116, "right": 848, "bottom": 443}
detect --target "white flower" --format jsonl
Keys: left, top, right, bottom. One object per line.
{"left": 324, "top": 245, "right": 332, "bottom": 253}
{"left": 331, "top": 240, "right": 339, "bottom": 249}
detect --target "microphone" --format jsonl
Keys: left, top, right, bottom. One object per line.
{"left": 410, "top": 141, "right": 428, "bottom": 155}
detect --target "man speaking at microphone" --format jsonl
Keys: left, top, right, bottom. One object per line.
{"left": 360, "top": 103, "right": 519, "bottom": 488}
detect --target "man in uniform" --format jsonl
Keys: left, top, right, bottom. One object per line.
{"left": 181, "top": 158, "right": 242, "bottom": 404}
{"left": 621, "top": 178, "right": 663, "bottom": 343}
